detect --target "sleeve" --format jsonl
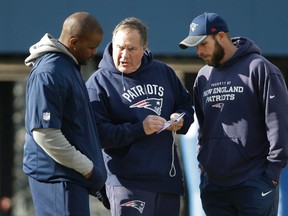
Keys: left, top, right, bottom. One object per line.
{"left": 169, "top": 68, "right": 194, "bottom": 134}
{"left": 33, "top": 128, "right": 93, "bottom": 176}
{"left": 26, "top": 72, "right": 63, "bottom": 131}
{"left": 259, "top": 61, "right": 288, "bottom": 181}
{"left": 193, "top": 77, "right": 204, "bottom": 142}
{"left": 86, "top": 74, "right": 147, "bottom": 149}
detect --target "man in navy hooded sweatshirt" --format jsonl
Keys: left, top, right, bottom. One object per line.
{"left": 86, "top": 17, "right": 194, "bottom": 216}
{"left": 23, "top": 12, "right": 107, "bottom": 215}
{"left": 179, "top": 12, "right": 288, "bottom": 215}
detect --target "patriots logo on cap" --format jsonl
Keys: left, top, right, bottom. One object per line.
{"left": 212, "top": 102, "right": 224, "bottom": 111}
{"left": 130, "top": 98, "right": 163, "bottom": 115}
{"left": 190, "top": 23, "right": 198, "bottom": 32}
{"left": 120, "top": 200, "right": 145, "bottom": 213}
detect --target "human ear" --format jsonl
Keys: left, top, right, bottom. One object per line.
{"left": 69, "top": 37, "right": 78, "bottom": 49}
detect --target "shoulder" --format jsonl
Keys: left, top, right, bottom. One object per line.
{"left": 29, "top": 54, "right": 77, "bottom": 85}
{"left": 149, "top": 60, "right": 176, "bottom": 76}
{"left": 248, "top": 55, "right": 281, "bottom": 75}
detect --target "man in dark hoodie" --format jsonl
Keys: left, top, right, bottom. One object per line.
{"left": 86, "top": 17, "right": 194, "bottom": 216}
{"left": 179, "top": 12, "right": 288, "bottom": 215}
{"left": 23, "top": 12, "right": 107, "bottom": 215}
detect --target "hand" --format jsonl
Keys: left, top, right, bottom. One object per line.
{"left": 84, "top": 169, "right": 92, "bottom": 179}
{"left": 271, "top": 180, "right": 278, "bottom": 186}
{"left": 166, "top": 113, "right": 184, "bottom": 132}
{"left": 95, "top": 186, "right": 110, "bottom": 210}
{"left": 143, "top": 115, "right": 166, "bottom": 135}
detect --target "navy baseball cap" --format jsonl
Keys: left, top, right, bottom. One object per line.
{"left": 179, "top": 12, "right": 229, "bottom": 49}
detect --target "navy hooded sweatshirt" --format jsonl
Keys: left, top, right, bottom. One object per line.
{"left": 86, "top": 43, "right": 194, "bottom": 195}
{"left": 194, "top": 37, "right": 288, "bottom": 186}
{"left": 23, "top": 34, "right": 106, "bottom": 194}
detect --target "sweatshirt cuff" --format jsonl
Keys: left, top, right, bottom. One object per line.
{"left": 130, "top": 122, "right": 147, "bottom": 140}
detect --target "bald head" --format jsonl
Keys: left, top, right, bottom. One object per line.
{"left": 58, "top": 12, "right": 103, "bottom": 65}
{"left": 59, "top": 12, "right": 103, "bottom": 44}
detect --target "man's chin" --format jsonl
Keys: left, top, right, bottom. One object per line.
{"left": 117, "top": 66, "right": 129, "bottom": 73}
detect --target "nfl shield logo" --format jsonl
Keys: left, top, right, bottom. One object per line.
{"left": 43, "top": 112, "right": 50, "bottom": 121}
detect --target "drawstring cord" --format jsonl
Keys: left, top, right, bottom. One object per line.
{"left": 122, "top": 70, "right": 176, "bottom": 177}
{"left": 121, "top": 72, "right": 126, "bottom": 91}
{"left": 169, "top": 126, "right": 177, "bottom": 177}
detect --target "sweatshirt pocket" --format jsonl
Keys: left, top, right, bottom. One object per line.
{"left": 198, "top": 137, "right": 247, "bottom": 177}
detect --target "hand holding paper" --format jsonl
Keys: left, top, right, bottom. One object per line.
{"left": 157, "top": 113, "right": 185, "bottom": 134}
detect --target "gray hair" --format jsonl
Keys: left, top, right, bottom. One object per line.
{"left": 112, "top": 17, "right": 148, "bottom": 47}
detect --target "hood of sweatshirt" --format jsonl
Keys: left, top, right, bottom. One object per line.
{"left": 98, "top": 42, "right": 153, "bottom": 74}
{"left": 223, "top": 37, "right": 261, "bottom": 67}
{"left": 97, "top": 42, "right": 154, "bottom": 91}
{"left": 24, "top": 33, "right": 78, "bottom": 67}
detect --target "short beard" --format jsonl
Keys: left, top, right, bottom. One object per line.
{"left": 209, "top": 37, "right": 225, "bottom": 68}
